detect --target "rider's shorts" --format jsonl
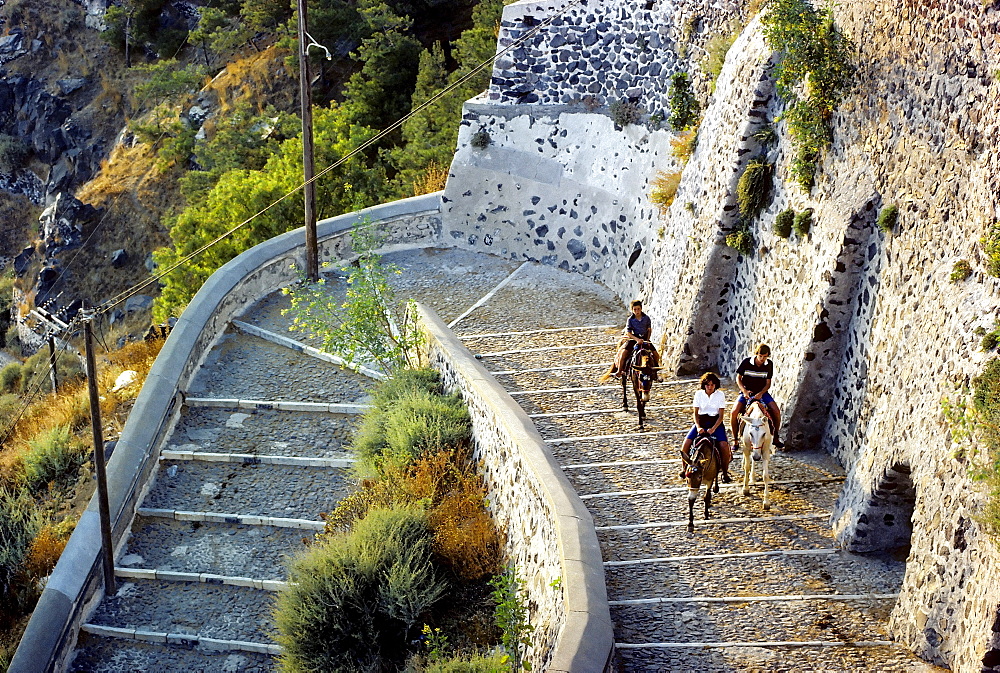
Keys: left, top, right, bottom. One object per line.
{"left": 687, "top": 424, "right": 728, "bottom": 442}
{"left": 737, "top": 392, "right": 775, "bottom": 406}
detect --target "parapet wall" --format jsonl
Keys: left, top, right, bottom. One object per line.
{"left": 416, "top": 305, "right": 613, "bottom": 673}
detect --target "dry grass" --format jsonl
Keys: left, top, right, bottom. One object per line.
{"left": 411, "top": 162, "right": 449, "bottom": 196}
{"left": 650, "top": 171, "right": 683, "bottom": 213}
{"left": 205, "top": 45, "right": 297, "bottom": 114}
{"left": 670, "top": 127, "right": 699, "bottom": 162}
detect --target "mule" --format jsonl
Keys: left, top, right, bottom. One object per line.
{"left": 682, "top": 433, "right": 720, "bottom": 532}
{"left": 739, "top": 402, "right": 775, "bottom": 511}
{"left": 623, "top": 342, "right": 656, "bottom": 429}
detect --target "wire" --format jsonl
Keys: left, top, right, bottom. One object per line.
{"left": 91, "top": 0, "right": 588, "bottom": 319}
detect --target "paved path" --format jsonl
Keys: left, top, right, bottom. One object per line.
{"left": 69, "top": 247, "right": 931, "bottom": 671}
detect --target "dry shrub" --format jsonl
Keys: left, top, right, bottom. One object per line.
{"left": 76, "top": 144, "right": 159, "bottom": 204}
{"left": 650, "top": 171, "right": 682, "bottom": 213}
{"left": 412, "top": 162, "right": 449, "bottom": 196}
{"left": 670, "top": 127, "right": 698, "bottom": 162}
{"left": 205, "top": 45, "right": 296, "bottom": 114}
{"left": 24, "top": 518, "right": 76, "bottom": 580}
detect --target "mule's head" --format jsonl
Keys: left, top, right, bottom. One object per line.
{"left": 740, "top": 414, "right": 771, "bottom": 459}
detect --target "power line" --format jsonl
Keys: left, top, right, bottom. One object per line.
{"left": 92, "top": 0, "right": 587, "bottom": 319}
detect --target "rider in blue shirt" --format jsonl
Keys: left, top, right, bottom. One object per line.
{"left": 611, "top": 300, "right": 659, "bottom": 376}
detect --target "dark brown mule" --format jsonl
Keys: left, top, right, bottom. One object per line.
{"left": 682, "top": 434, "right": 720, "bottom": 532}
{"left": 625, "top": 342, "right": 657, "bottom": 429}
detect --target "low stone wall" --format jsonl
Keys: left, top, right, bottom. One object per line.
{"left": 9, "top": 193, "right": 443, "bottom": 673}
{"left": 416, "top": 304, "right": 613, "bottom": 673}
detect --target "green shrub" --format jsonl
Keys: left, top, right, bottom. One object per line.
{"left": 0, "top": 134, "right": 29, "bottom": 175}
{"left": 752, "top": 124, "right": 777, "bottom": 146}
{"left": 19, "top": 350, "right": 85, "bottom": 395}
{"left": 774, "top": 208, "right": 795, "bottom": 238}
{"left": 0, "top": 488, "right": 41, "bottom": 615}
{"left": 650, "top": 171, "right": 682, "bottom": 213}
{"left": 352, "top": 373, "right": 470, "bottom": 476}
{"left": 951, "top": 260, "right": 973, "bottom": 283}
{"left": 421, "top": 651, "right": 508, "bottom": 672}
{"left": 983, "top": 332, "right": 1000, "bottom": 352}
{"left": 0, "top": 363, "right": 22, "bottom": 394}
{"left": 968, "top": 359, "right": 1000, "bottom": 538}
{"left": 0, "top": 393, "right": 21, "bottom": 430}
{"left": 23, "top": 425, "right": 85, "bottom": 493}
{"left": 877, "top": 204, "right": 899, "bottom": 234}
{"left": 372, "top": 367, "right": 444, "bottom": 412}
{"left": 793, "top": 209, "right": 813, "bottom": 237}
{"left": 470, "top": 130, "right": 491, "bottom": 149}
{"left": 668, "top": 72, "right": 699, "bottom": 131}
{"left": 736, "top": 158, "right": 773, "bottom": 219}
{"left": 609, "top": 99, "right": 641, "bottom": 127}
{"left": 725, "top": 226, "right": 754, "bottom": 256}
{"left": 275, "top": 507, "right": 447, "bottom": 672}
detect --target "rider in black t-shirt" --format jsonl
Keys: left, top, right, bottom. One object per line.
{"left": 730, "top": 343, "right": 784, "bottom": 448}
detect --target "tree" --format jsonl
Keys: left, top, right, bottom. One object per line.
{"left": 189, "top": 7, "right": 249, "bottom": 68}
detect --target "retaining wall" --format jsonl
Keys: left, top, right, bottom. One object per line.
{"left": 416, "top": 304, "right": 613, "bottom": 672}
{"left": 9, "top": 194, "right": 443, "bottom": 673}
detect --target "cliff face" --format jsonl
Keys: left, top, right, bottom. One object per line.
{"left": 441, "top": 0, "right": 1000, "bottom": 669}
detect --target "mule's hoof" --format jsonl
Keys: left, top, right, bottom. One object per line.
{"left": 763, "top": 503, "right": 771, "bottom": 512}
{"left": 687, "top": 524, "right": 694, "bottom": 533}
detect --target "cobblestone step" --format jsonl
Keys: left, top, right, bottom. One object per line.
{"left": 597, "top": 517, "right": 837, "bottom": 562}
{"left": 604, "top": 549, "right": 904, "bottom": 600}
{"left": 458, "top": 325, "right": 619, "bottom": 352}
{"left": 70, "top": 630, "right": 276, "bottom": 672}
{"left": 116, "top": 567, "right": 288, "bottom": 591}
{"left": 168, "top": 407, "right": 359, "bottom": 460}
{"left": 122, "top": 516, "right": 309, "bottom": 581}
{"left": 85, "top": 579, "right": 277, "bottom": 645}
{"left": 186, "top": 331, "right": 372, "bottom": 403}
{"left": 143, "top": 460, "right": 351, "bottom": 521}
{"left": 611, "top": 596, "right": 895, "bottom": 646}
{"left": 614, "top": 643, "right": 922, "bottom": 673}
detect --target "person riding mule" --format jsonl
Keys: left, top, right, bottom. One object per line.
{"left": 679, "top": 372, "right": 733, "bottom": 483}
{"left": 730, "top": 343, "right": 784, "bottom": 449}
{"left": 607, "top": 300, "right": 660, "bottom": 379}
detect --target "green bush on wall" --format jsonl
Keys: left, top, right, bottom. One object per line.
{"left": 736, "top": 158, "right": 773, "bottom": 220}
{"left": 877, "top": 204, "right": 899, "bottom": 233}
{"left": 951, "top": 259, "right": 972, "bottom": 283}
{"left": 774, "top": 208, "right": 795, "bottom": 238}
{"left": 668, "top": 72, "right": 700, "bottom": 131}
{"left": 983, "top": 220, "right": 1000, "bottom": 277}
{"left": 793, "top": 209, "right": 813, "bottom": 237}
{"left": 725, "top": 226, "right": 754, "bottom": 256}
{"left": 609, "top": 99, "right": 642, "bottom": 127}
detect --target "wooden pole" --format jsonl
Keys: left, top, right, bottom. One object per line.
{"left": 47, "top": 335, "right": 58, "bottom": 395}
{"left": 298, "top": 0, "right": 319, "bottom": 282}
{"left": 84, "top": 315, "right": 116, "bottom": 595}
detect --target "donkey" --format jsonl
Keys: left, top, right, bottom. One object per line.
{"left": 682, "top": 433, "right": 720, "bottom": 532}
{"left": 739, "top": 402, "right": 775, "bottom": 511}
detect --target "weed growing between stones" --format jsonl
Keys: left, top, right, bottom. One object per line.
{"left": 670, "top": 126, "right": 699, "bottom": 162}
{"left": 877, "top": 204, "right": 899, "bottom": 234}
{"left": 981, "top": 325, "right": 1000, "bottom": 352}
{"left": 668, "top": 72, "right": 700, "bottom": 131}
{"left": 490, "top": 568, "right": 535, "bottom": 671}
{"left": 793, "top": 209, "right": 813, "bottom": 237}
{"left": 725, "top": 224, "right": 755, "bottom": 256}
{"left": 470, "top": 129, "right": 491, "bottom": 149}
{"left": 762, "top": 0, "right": 854, "bottom": 191}
{"left": 609, "top": 99, "right": 641, "bottom": 127}
{"left": 650, "top": 171, "right": 682, "bottom": 213}
{"left": 736, "top": 158, "right": 773, "bottom": 219}
{"left": 752, "top": 124, "right": 777, "bottom": 147}
{"left": 774, "top": 207, "right": 795, "bottom": 238}
{"left": 981, "top": 219, "right": 1000, "bottom": 278}
{"left": 951, "top": 259, "right": 973, "bottom": 283}
{"left": 702, "top": 24, "right": 739, "bottom": 91}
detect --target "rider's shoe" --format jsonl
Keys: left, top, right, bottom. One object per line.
{"left": 773, "top": 439, "right": 785, "bottom": 449}
{"left": 721, "top": 471, "right": 733, "bottom": 483}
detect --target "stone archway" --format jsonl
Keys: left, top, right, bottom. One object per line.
{"left": 847, "top": 463, "right": 916, "bottom": 555}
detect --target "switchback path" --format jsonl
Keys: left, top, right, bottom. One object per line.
{"left": 69, "top": 248, "right": 933, "bottom": 671}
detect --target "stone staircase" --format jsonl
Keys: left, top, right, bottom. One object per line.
{"left": 68, "top": 248, "right": 929, "bottom": 671}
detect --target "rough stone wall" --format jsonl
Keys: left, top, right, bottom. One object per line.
{"left": 441, "top": 0, "right": 1000, "bottom": 668}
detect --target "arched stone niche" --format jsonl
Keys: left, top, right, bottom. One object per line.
{"left": 847, "top": 463, "right": 916, "bottom": 554}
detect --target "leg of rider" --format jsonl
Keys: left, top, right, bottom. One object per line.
{"left": 768, "top": 400, "right": 782, "bottom": 446}
{"left": 679, "top": 437, "right": 693, "bottom": 477}
{"left": 720, "top": 441, "right": 732, "bottom": 482}
{"left": 730, "top": 399, "right": 745, "bottom": 444}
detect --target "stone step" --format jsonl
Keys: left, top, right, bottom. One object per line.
{"left": 532, "top": 406, "right": 691, "bottom": 439}
{"left": 160, "top": 451, "right": 353, "bottom": 468}
{"left": 186, "top": 330, "right": 372, "bottom": 404}
{"left": 70, "top": 630, "right": 276, "bottom": 672}
{"left": 564, "top": 454, "right": 840, "bottom": 496}
{"left": 611, "top": 595, "right": 896, "bottom": 648}
{"left": 614, "top": 641, "right": 918, "bottom": 672}
{"left": 169, "top": 407, "right": 358, "bottom": 460}
{"left": 597, "top": 517, "right": 836, "bottom": 563}
{"left": 122, "top": 516, "right": 309, "bottom": 581}
{"left": 603, "top": 549, "right": 904, "bottom": 601}
{"left": 479, "top": 346, "right": 611, "bottom": 373}
{"left": 495, "top": 368, "right": 699, "bottom": 395}
{"left": 143, "top": 460, "right": 352, "bottom": 522}
{"left": 137, "top": 508, "right": 323, "bottom": 531}
{"left": 85, "top": 579, "right": 277, "bottom": 646}
{"left": 458, "top": 324, "right": 619, "bottom": 352}
{"left": 115, "top": 567, "right": 288, "bottom": 592}
{"left": 588, "top": 480, "right": 841, "bottom": 528}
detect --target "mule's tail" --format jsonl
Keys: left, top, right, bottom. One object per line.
{"left": 598, "top": 369, "right": 614, "bottom": 385}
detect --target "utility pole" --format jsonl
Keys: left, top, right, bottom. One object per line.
{"left": 83, "top": 312, "right": 116, "bottom": 596}
{"left": 47, "top": 335, "right": 58, "bottom": 394}
{"left": 297, "top": 0, "right": 319, "bottom": 282}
